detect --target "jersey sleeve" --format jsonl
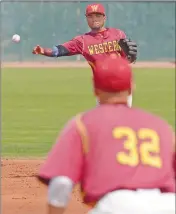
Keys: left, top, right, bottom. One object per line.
{"left": 62, "top": 36, "right": 83, "bottom": 55}
{"left": 38, "top": 118, "right": 84, "bottom": 184}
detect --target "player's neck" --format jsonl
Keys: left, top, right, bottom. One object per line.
{"left": 91, "top": 27, "right": 106, "bottom": 34}
{"left": 99, "top": 97, "right": 128, "bottom": 105}
{"left": 97, "top": 91, "right": 129, "bottom": 103}
{"left": 102, "top": 100, "right": 128, "bottom": 105}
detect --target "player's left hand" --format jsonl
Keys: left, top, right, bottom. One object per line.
{"left": 118, "top": 39, "right": 137, "bottom": 63}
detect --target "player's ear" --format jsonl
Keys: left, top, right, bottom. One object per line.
{"left": 94, "top": 88, "right": 101, "bottom": 103}
{"left": 131, "top": 82, "right": 136, "bottom": 92}
{"left": 94, "top": 88, "right": 99, "bottom": 96}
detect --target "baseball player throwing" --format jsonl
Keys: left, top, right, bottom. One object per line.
{"left": 32, "top": 3, "right": 137, "bottom": 107}
{"left": 37, "top": 56, "right": 175, "bottom": 214}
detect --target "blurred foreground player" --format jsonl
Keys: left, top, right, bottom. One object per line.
{"left": 32, "top": 3, "right": 137, "bottom": 107}
{"left": 37, "top": 57, "right": 175, "bottom": 214}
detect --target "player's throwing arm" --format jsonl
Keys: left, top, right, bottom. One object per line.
{"left": 32, "top": 3, "right": 137, "bottom": 64}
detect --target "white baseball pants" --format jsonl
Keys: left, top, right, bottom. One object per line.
{"left": 88, "top": 189, "right": 175, "bottom": 214}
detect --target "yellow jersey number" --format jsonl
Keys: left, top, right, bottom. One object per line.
{"left": 112, "top": 127, "right": 162, "bottom": 168}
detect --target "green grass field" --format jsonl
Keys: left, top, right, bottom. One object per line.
{"left": 2, "top": 67, "right": 175, "bottom": 157}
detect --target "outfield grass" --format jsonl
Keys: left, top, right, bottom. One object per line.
{"left": 2, "top": 67, "right": 175, "bottom": 157}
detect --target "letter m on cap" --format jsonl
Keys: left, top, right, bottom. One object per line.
{"left": 91, "top": 4, "right": 98, "bottom": 12}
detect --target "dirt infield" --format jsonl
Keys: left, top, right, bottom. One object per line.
{"left": 1, "top": 61, "right": 175, "bottom": 68}
{"left": 2, "top": 159, "right": 89, "bottom": 214}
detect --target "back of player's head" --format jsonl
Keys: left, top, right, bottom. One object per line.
{"left": 93, "top": 55, "right": 133, "bottom": 93}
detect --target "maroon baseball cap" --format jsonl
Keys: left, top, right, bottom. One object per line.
{"left": 86, "top": 3, "right": 106, "bottom": 16}
{"left": 93, "top": 55, "right": 133, "bottom": 92}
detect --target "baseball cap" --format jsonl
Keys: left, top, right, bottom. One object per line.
{"left": 93, "top": 55, "right": 133, "bottom": 92}
{"left": 85, "top": 3, "right": 106, "bottom": 16}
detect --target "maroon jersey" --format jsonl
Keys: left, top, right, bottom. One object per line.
{"left": 62, "top": 28, "right": 126, "bottom": 73}
{"left": 39, "top": 104, "right": 175, "bottom": 205}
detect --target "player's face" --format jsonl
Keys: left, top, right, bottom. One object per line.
{"left": 86, "top": 13, "right": 105, "bottom": 31}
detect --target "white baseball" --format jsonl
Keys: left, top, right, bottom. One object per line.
{"left": 12, "top": 34, "right": 20, "bottom": 43}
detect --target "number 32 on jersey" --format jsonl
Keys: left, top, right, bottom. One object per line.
{"left": 113, "top": 127, "right": 162, "bottom": 168}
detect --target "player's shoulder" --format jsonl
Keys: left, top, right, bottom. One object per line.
{"left": 72, "top": 32, "right": 97, "bottom": 42}
{"left": 108, "top": 27, "right": 125, "bottom": 33}
{"left": 132, "top": 106, "right": 157, "bottom": 118}
{"left": 60, "top": 113, "right": 89, "bottom": 136}
{"left": 72, "top": 35, "right": 84, "bottom": 42}
{"left": 132, "top": 106, "right": 170, "bottom": 127}
{"left": 74, "top": 107, "right": 99, "bottom": 122}
{"left": 106, "top": 27, "right": 126, "bottom": 39}
{"left": 108, "top": 27, "right": 121, "bottom": 31}
{"left": 68, "top": 111, "right": 93, "bottom": 125}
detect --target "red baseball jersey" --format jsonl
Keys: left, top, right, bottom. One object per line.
{"left": 62, "top": 28, "right": 126, "bottom": 73}
{"left": 173, "top": 152, "right": 176, "bottom": 178}
{"left": 39, "top": 104, "right": 175, "bottom": 205}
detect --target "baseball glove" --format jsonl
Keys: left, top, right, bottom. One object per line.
{"left": 119, "top": 39, "right": 137, "bottom": 63}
